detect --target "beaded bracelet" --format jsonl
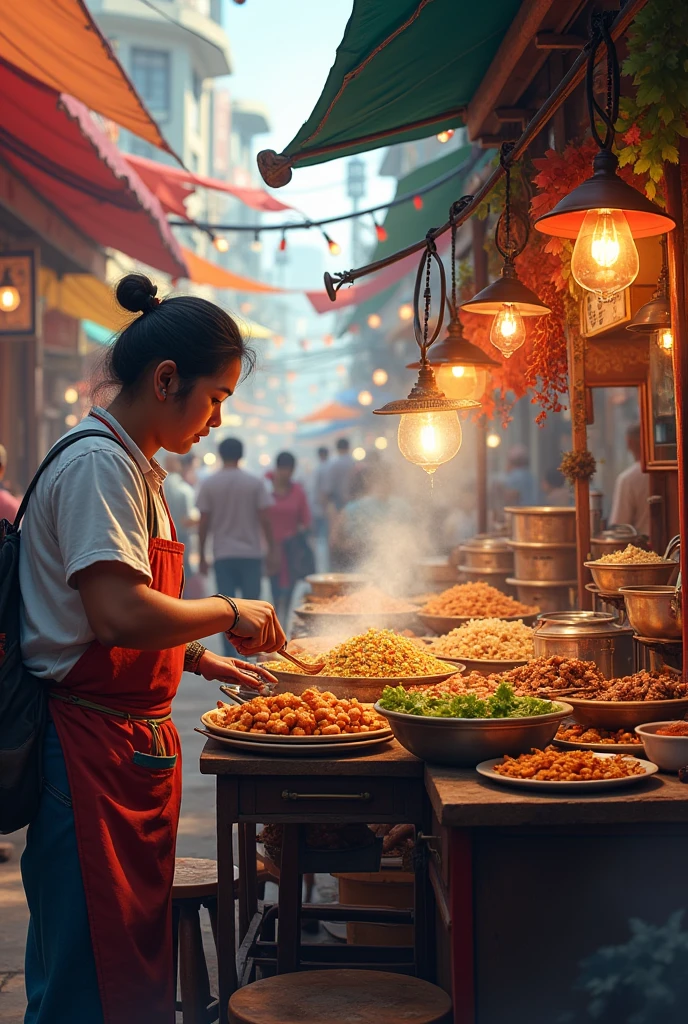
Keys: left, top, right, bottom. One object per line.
{"left": 215, "top": 593, "right": 240, "bottom": 633}
{"left": 184, "top": 640, "right": 206, "bottom": 675}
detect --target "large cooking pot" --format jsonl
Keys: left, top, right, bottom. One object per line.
{"left": 505, "top": 506, "right": 577, "bottom": 545}
{"left": 458, "top": 535, "right": 514, "bottom": 572}
{"left": 533, "top": 611, "right": 634, "bottom": 679}
{"left": 507, "top": 540, "right": 578, "bottom": 582}
{"left": 507, "top": 578, "right": 577, "bottom": 613}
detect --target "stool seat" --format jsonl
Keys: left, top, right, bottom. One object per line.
{"left": 228, "top": 970, "right": 452, "bottom": 1024}
{"left": 173, "top": 857, "right": 218, "bottom": 900}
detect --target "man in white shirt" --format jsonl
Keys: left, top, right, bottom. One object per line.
{"left": 164, "top": 454, "right": 197, "bottom": 574}
{"left": 197, "top": 437, "right": 274, "bottom": 655}
{"left": 610, "top": 423, "right": 651, "bottom": 535}
{"left": 322, "top": 437, "right": 356, "bottom": 511}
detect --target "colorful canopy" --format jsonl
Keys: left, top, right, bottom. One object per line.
{"left": 299, "top": 401, "right": 361, "bottom": 423}
{"left": 179, "top": 247, "right": 286, "bottom": 294}
{"left": 257, "top": 0, "right": 521, "bottom": 184}
{"left": 125, "top": 155, "right": 295, "bottom": 216}
{"left": 0, "top": 0, "right": 173, "bottom": 155}
{"left": 0, "top": 61, "right": 187, "bottom": 277}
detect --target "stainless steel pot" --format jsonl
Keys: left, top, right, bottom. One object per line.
{"left": 507, "top": 578, "right": 577, "bottom": 613}
{"left": 458, "top": 535, "right": 514, "bottom": 571}
{"left": 618, "top": 585, "right": 682, "bottom": 639}
{"left": 505, "top": 506, "right": 577, "bottom": 544}
{"left": 533, "top": 611, "right": 634, "bottom": 678}
{"left": 590, "top": 524, "right": 638, "bottom": 561}
{"left": 507, "top": 541, "right": 577, "bottom": 582}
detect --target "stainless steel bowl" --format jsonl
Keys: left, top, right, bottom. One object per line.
{"left": 585, "top": 560, "right": 677, "bottom": 595}
{"left": 374, "top": 702, "right": 572, "bottom": 766}
{"left": 565, "top": 696, "right": 688, "bottom": 730}
{"left": 305, "top": 573, "right": 369, "bottom": 598}
{"left": 619, "top": 585, "right": 682, "bottom": 639}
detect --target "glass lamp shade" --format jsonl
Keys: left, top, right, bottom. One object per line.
{"left": 571, "top": 208, "right": 639, "bottom": 300}
{"left": 0, "top": 284, "right": 20, "bottom": 312}
{"left": 490, "top": 303, "right": 526, "bottom": 357}
{"left": 657, "top": 328, "right": 674, "bottom": 352}
{"left": 435, "top": 363, "right": 487, "bottom": 401}
{"left": 397, "top": 410, "right": 462, "bottom": 475}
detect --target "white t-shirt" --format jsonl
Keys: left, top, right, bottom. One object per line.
{"left": 196, "top": 466, "right": 272, "bottom": 560}
{"left": 19, "top": 407, "right": 171, "bottom": 682}
{"left": 609, "top": 460, "right": 651, "bottom": 536}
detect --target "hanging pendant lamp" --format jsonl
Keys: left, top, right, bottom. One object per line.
{"left": 407, "top": 200, "right": 499, "bottom": 401}
{"left": 374, "top": 239, "right": 480, "bottom": 475}
{"left": 627, "top": 235, "right": 672, "bottom": 349}
{"left": 460, "top": 150, "right": 551, "bottom": 358}
{"left": 534, "top": 13, "right": 674, "bottom": 301}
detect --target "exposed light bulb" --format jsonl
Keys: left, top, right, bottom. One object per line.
{"left": 397, "top": 410, "right": 462, "bottom": 475}
{"left": 412, "top": 195, "right": 423, "bottom": 211}
{"left": 0, "top": 284, "right": 20, "bottom": 312}
{"left": 658, "top": 329, "right": 674, "bottom": 351}
{"left": 372, "top": 368, "right": 388, "bottom": 386}
{"left": 367, "top": 313, "right": 382, "bottom": 329}
{"left": 490, "top": 303, "right": 526, "bottom": 357}
{"left": 250, "top": 233, "right": 262, "bottom": 253}
{"left": 213, "top": 236, "right": 229, "bottom": 253}
{"left": 435, "top": 363, "right": 486, "bottom": 402}
{"left": 486, "top": 432, "right": 501, "bottom": 448}
{"left": 375, "top": 223, "right": 387, "bottom": 243}
{"left": 358, "top": 390, "right": 373, "bottom": 406}
{"left": 436, "top": 129, "right": 454, "bottom": 144}
{"left": 571, "top": 208, "right": 639, "bottom": 300}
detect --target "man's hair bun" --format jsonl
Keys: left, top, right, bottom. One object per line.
{"left": 116, "top": 273, "right": 159, "bottom": 314}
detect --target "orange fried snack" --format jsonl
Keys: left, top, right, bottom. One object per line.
{"left": 209, "top": 688, "right": 388, "bottom": 736}
{"left": 493, "top": 746, "right": 645, "bottom": 781}
{"left": 555, "top": 724, "right": 641, "bottom": 745}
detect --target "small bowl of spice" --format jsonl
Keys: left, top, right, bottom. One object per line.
{"left": 635, "top": 720, "right": 688, "bottom": 773}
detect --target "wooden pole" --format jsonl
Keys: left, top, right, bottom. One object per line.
{"left": 567, "top": 325, "right": 592, "bottom": 610}
{"left": 472, "top": 218, "right": 489, "bottom": 534}
{"left": 664, "top": 150, "right": 688, "bottom": 678}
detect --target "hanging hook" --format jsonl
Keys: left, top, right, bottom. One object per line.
{"left": 412, "top": 234, "right": 446, "bottom": 366}
{"left": 587, "top": 10, "right": 619, "bottom": 152}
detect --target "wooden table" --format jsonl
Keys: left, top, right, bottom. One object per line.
{"left": 200, "top": 738, "right": 429, "bottom": 1024}
{"left": 424, "top": 766, "right": 688, "bottom": 1024}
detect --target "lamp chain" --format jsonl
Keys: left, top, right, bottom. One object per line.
{"left": 587, "top": 10, "right": 619, "bottom": 152}
{"left": 422, "top": 247, "right": 432, "bottom": 359}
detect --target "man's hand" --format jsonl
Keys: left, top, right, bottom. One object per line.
{"left": 198, "top": 650, "right": 277, "bottom": 690}
{"left": 228, "top": 599, "right": 286, "bottom": 655}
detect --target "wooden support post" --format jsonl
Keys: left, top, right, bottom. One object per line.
{"left": 664, "top": 152, "right": 688, "bottom": 679}
{"left": 472, "top": 217, "right": 489, "bottom": 534}
{"left": 567, "top": 325, "right": 592, "bottom": 610}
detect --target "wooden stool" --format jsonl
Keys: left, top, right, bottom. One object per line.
{"left": 228, "top": 970, "right": 452, "bottom": 1024}
{"left": 173, "top": 858, "right": 221, "bottom": 1024}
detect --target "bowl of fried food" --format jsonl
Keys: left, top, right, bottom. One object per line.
{"left": 563, "top": 670, "right": 688, "bottom": 729}
{"left": 585, "top": 544, "right": 677, "bottom": 594}
{"left": 295, "top": 585, "right": 419, "bottom": 631}
{"left": 375, "top": 682, "right": 570, "bottom": 767}
{"left": 417, "top": 582, "right": 539, "bottom": 635}
{"left": 635, "top": 720, "right": 688, "bottom": 772}
{"left": 427, "top": 617, "right": 534, "bottom": 675}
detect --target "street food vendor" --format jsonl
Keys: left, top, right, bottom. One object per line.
{"left": 18, "top": 273, "right": 285, "bottom": 1023}
{"left": 610, "top": 422, "right": 650, "bottom": 536}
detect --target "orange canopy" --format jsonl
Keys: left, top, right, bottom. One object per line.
{"left": 300, "top": 402, "right": 361, "bottom": 423}
{"left": 180, "top": 247, "right": 286, "bottom": 294}
{"left": 0, "top": 0, "right": 173, "bottom": 155}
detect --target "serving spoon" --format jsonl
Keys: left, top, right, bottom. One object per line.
{"left": 276, "top": 645, "right": 325, "bottom": 675}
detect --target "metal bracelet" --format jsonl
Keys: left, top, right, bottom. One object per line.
{"left": 214, "top": 593, "right": 240, "bottom": 632}
{"left": 184, "top": 640, "right": 206, "bottom": 675}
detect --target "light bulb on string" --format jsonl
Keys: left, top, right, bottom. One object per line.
{"left": 436, "top": 129, "right": 454, "bottom": 144}
{"left": 570, "top": 208, "right": 639, "bottom": 300}
{"left": 373, "top": 218, "right": 387, "bottom": 243}
{"left": 412, "top": 195, "right": 423, "bottom": 211}
{"left": 322, "top": 231, "right": 341, "bottom": 256}
{"left": 490, "top": 303, "right": 526, "bottom": 358}
{"left": 213, "top": 235, "right": 229, "bottom": 253}
{"left": 250, "top": 232, "right": 262, "bottom": 253}
{"left": 279, "top": 233, "right": 287, "bottom": 252}
{"left": 367, "top": 313, "right": 381, "bottom": 329}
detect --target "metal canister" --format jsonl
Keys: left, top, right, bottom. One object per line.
{"left": 533, "top": 611, "right": 634, "bottom": 678}
{"left": 507, "top": 541, "right": 578, "bottom": 581}
{"left": 507, "top": 578, "right": 577, "bottom": 613}
{"left": 505, "top": 506, "right": 577, "bottom": 544}
{"left": 458, "top": 536, "right": 514, "bottom": 572}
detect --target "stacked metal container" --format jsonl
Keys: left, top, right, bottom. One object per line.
{"left": 456, "top": 535, "right": 515, "bottom": 596}
{"left": 505, "top": 506, "right": 578, "bottom": 613}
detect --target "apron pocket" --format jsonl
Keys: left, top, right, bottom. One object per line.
{"left": 132, "top": 750, "right": 178, "bottom": 771}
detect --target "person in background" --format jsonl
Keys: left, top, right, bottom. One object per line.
{"left": 541, "top": 467, "right": 573, "bottom": 508}
{"left": 265, "top": 451, "right": 312, "bottom": 622}
{"left": 323, "top": 437, "right": 356, "bottom": 570}
{"left": 164, "top": 454, "right": 197, "bottom": 575}
{"left": 310, "top": 446, "right": 330, "bottom": 570}
{"left": 334, "top": 461, "right": 412, "bottom": 570}
{"left": 197, "top": 437, "right": 276, "bottom": 655}
{"left": 501, "top": 444, "right": 539, "bottom": 507}
{"left": 0, "top": 443, "right": 20, "bottom": 522}
{"left": 610, "top": 422, "right": 650, "bottom": 535}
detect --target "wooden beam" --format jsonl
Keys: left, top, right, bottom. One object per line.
{"left": 466, "top": 0, "right": 555, "bottom": 141}
{"left": 495, "top": 107, "right": 533, "bottom": 125}
{"left": 535, "top": 32, "right": 586, "bottom": 50}
{"left": 568, "top": 326, "right": 592, "bottom": 610}
{"left": 0, "top": 164, "right": 105, "bottom": 278}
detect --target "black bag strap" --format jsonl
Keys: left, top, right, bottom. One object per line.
{"left": 11, "top": 430, "right": 158, "bottom": 537}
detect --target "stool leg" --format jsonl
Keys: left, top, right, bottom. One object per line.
{"left": 172, "top": 903, "right": 181, "bottom": 1009}
{"left": 179, "top": 902, "right": 214, "bottom": 1024}
{"left": 276, "top": 823, "right": 301, "bottom": 974}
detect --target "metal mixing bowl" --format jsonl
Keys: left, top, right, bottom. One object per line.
{"left": 565, "top": 696, "right": 688, "bottom": 730}
{"left": 374, "top": 702, "right": 572, "bottom": 766}
{"left": 619, "top": 585, "right": 682, "bottom": 639}
{"left": 584, "top": 560, "right": 677, "bottom": 595}
{"left": 305, "top": 573, "right": 369, "bottom": 598}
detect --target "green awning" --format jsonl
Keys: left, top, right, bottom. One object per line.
{"left": 257, "top": 0, "right": 521, "bottom": 184}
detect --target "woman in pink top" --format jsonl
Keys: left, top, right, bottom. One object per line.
{"left": 265, "top": 451, "right": 313, "bottom": 622}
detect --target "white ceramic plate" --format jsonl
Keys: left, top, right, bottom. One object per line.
{"left": 476, "top": 751, "right": 658, "bottom": 792}
{"left": 552, "top": 736, "right": 644, "bottom": 755}
{"left": 201, "top": 710, "right": 392, "bottom": 744}
{"left": 198, "top": 729, "right": 392, "bottom": 757}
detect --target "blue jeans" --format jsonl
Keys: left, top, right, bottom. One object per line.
{"left": 214, "top": 557, "right": 263, "bottom": 656}
{"left": 21, "top": 721, "right": 103, "bottom": 1024}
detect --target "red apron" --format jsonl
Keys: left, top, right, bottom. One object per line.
{"left": 49, "top": 414, "right": 186, "bottom": 1024}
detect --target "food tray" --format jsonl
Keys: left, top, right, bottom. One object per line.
{"left": 201, "top": 710, "right": 392, "bottom": 743}
{"left": 266, "top": 664, "right": 461, "bottom": 703}
{"left": 552, "top": 736, "right": 643, "bottom": 755}
{"left": 476, "top": 752, "right": 658, "bottom": 792}
{"left": 195, "top": 729, "right": 392, "bottom": 757}
{"left": 564, "top": 696, "right": 688, "bottom": 730}
{"left": 417, "top": 611, "right": 539, "bottom": 634}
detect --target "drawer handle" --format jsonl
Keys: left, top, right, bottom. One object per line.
{"left": 281, "top": 789, "right": 371, "bottom": 802}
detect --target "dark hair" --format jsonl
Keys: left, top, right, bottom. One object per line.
{"left": 96, "top": 273, "right": 254, "bottom": 400}
{"left": 336, "top": 437, "right": 350, "bottom": 452}
{"left": 219, "top": 437, "right": 243, "bottom": 463}
{"left": 317, "top": 446, "right": 328, "bottom": 458}
{"left": 276, "top": 451, "right": 296, "bottom": 470}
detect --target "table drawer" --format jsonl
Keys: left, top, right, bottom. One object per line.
{"left": 239, "top": 776, "right": 423, "bottom": 820}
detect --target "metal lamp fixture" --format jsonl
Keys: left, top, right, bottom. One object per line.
{"left": 374, "top": 240, "right": 480, "bottom": 475}
{"left": 534, "top": 13, "right": 675, "bottom": 301}
{"left": 627, "top": 236, "right": 672, "bottom": 350}
{"left": 460, "top": 152, "right": 551, "bottom": 357}
{"left": 407, "top": 199, "right": 499, "bottom": 401}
